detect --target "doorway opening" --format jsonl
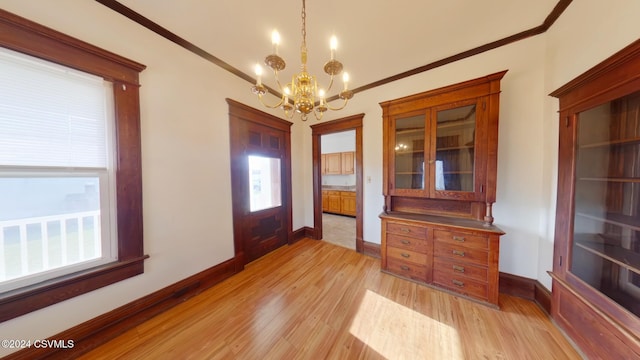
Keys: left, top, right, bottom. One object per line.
{"left": 320, "top": 131, "right": 356, "bottom": 250}
{"left": 311, "top": 114, "right": 364, "bottom": 253}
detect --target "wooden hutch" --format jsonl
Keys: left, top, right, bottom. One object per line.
{"left": 380, "top": 71, "right": 506, "bottom": 307}
{"left": 549, "top": 40, "right": 640, "bottom": 358}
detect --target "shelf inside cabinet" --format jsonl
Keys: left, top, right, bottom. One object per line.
{"left": 576, "top": 212, "right": 640, "bottom": 231}
{"left": 579, "top": 136, "right": 640, "bottom": 149}
{"left": 436, "top": 145, "right": 474, "bottom": 151}
{"left": 578, "top": 177, "right": 640, "bottom": 183}
{"left": 396, "top": 128, "right": 425, "bottom": 135}
{"left": 436, "top": 119, "right": 475, "bottom": 130}
{"left": 574, "top": 237, "right": 640, "bottom": 276}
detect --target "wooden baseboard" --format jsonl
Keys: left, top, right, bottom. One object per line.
{"left": 5, "top": 257, "right": 239, "bottom": 360}
{"left": 363, "top": 240, "right": 381, "bottom": 258}
{"left": 499, "top": 272, "right": 551, "bottom": 315}
{"left": 291, "top": 226, "right": 315, "bottom": 243}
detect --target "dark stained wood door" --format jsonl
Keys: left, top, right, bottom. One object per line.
{"left": 228, "top": 99, "right": 292, "bottom": 267}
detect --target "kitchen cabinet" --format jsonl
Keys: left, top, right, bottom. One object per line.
{"left": 321, "top": 151, "right": 355, "bottom": 175}
{"left": 341, "top": 151, "right": 355, "bottom": 174}
{"left": 548, "top": 40, "right": 640, "bottom": 359}
{"left": 321, "top": 153, "right": 342, "bottom": 175}
{"left": 340, "top": 191, "right": 356, "bottom": 216}
{"left": 322, "top": 190, "right": 356, "bottom": 217}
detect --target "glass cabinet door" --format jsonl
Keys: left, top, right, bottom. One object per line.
{"left": 571, "top": 90, "right": 640, "bottom": 317}
{"left": 432, "top": 102, "right": 477, "bottom": 198}
{"left": 392, "top": 113, "right": 426, "bottom": 192}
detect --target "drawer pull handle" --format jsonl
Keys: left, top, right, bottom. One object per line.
{"left": 453, "top": 265, "right": 465, "bottom": 273}
{"left": 401, "top": 253, "right": 410, "bottom": 258}
{"left": 453, "top": 236, "right": 465, "bottom": 242}
{"left": 400, "top": 228, "right": 410, "bottom": 233}
{"left": 400, "top": 265, "right": 410, "bottom": 271}
{"left": 452, "top": 250, "right": 465, "bottom": 257}
{"left": 401, "top": 240, "right": 411, "bottom": 245}
{"left": 452, "top": 280, "right": 465, "bottom": 287}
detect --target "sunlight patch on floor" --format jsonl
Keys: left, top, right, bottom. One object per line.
{"left": 350, "top": 290, "right": 463, "bottom": 359}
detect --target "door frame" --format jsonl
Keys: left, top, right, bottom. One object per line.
{"left": 227, "top": 99, "right": 293, "bottom": 270}
{"left": 311, "top": 114, "right": 364, "bottom": 253}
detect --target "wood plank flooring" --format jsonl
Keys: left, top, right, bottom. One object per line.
{"left": 80, "top": 239, "right": 582, "bottom": 359}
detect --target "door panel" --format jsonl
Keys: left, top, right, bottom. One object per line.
{"left": 228, "top": 99, "right": 292, "bottom": 267}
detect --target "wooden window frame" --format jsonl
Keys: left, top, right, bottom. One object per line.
{"left": 0, "top": 9, "right": 147, "bottom": 322}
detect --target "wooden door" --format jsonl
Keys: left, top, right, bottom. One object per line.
{"left": 228, "top": 99, "right": 292, "bottom": 267}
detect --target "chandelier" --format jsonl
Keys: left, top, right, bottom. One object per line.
{"left": 251, "top": 0, "right": 353, "bottom": 121}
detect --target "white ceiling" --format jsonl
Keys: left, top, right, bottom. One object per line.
{"left": 116, "top": 0, "right": 560, "bottom": 94}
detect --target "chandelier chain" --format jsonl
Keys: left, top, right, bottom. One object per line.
{"left": 301, "top": 0, "right": 307, "bottom": 51}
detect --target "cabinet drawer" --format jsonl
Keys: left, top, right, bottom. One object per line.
{"left": 434, "top": 242, "right": 488, "bottom": 265}
{"left": 386, "top": 222, "right": 427, "bottom": 239}
{"left": 433, "top": 270, "right": 488, "bottom": 300}
{"left": 386, "top": 258, "right": 429, "bottom": 282}
{"left": 433, "top": 229, "right": 488, "bottom": 249}
{"left": 386, "top": 233, "right": 429, "bottom": 253}
{"left": 387, "top": 246, "right": 428, "bottom": 264}
{"left": 434, "top": 257, "right": 488, "bottom": 283}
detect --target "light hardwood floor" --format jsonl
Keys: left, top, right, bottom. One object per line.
{"left": 80, "top": 239, "right": 581, "bottom": 359}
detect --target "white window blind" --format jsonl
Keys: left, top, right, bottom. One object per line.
{"left": 0, "top": 47, "right": 109, "bottom": 168}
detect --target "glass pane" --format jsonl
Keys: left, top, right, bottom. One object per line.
{"left": 0, "top": 177, "right": 102, "bottom": 283}
{"left": 572, "top": 90, "right": 640, "bottom": 316}
{"left": 394, "top": 115, "right": 425, "bottom": 190}
{"left": 435, "top": 104, "right": 476, "bottom": 191}
{"left": 249, "top": 155, "right": 282, "bottom": 212}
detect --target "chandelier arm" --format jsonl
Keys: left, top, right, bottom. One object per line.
{"left": 323, "top": 75, "right": 336, "bottom": 94}
{"left": 325, "top": 98, "right": 350, "bottom": 111}
{"left": 272, "top": 70, "right": 286, "bottom": 93}
{"left": 256, "top": 93, "right": 285, "bottom": 109}
{"left": 312, "top": 109, "right": 325, "bottom": 121}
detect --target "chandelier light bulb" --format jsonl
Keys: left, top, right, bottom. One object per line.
{"left": 343, "top": 72, "right": 349, "bottom": 90}
{"left": 330, "top": 36, "right": 337, "bottom": 60}
{"left": 271, "top": 30, "right": 281, "bottom": 55}
{"left": 254, "top": 63, "right": 263, "bottom": 85}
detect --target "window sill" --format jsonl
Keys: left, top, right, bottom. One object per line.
{"left": 0, "top": 255, "right": 149, "bottom": 322}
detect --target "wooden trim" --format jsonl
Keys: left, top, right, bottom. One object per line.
{"left": 93, "top": 0, "right": 281, "bottom": 97}
{"left": 291, "top": 226, "right": 315, "bottom": 243}
{"left": 95, "top": 0, "right": 572, "bottom": 97}
{"left": 362, "top": 241, "right": 381, "bottom": 259}
{"left": 310, "top": 114, "right": 365, "bottom": 252}
{"left": 4, "top": 257, "right": 239, "bottom": 360}
{"left": 0, "top": 9, "right": 145, "bottom": 84}
{"left": 0, "top": 7, "right": 147, "bottom": 323}
{"left": 498, "top": 272, "right": 551, "bottom": 315}
{"left": 0, "top": 256, "right": 147, "bottom": 323}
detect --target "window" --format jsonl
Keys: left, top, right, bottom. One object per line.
{"left": 248, "top": 155, "right": 282, "bottom": 212}
{"left": 0, "top": 47, "right": 117, "bottom": 292}
{"left": 0, "top": 9, "right": 146, "bottom": 322}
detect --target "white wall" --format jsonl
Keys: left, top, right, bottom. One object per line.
{"left": 2, "top": 0, "right": 640, "bottom": 354}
